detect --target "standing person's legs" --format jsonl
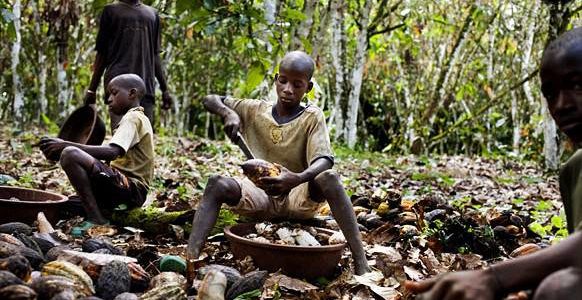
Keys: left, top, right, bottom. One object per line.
{"left": 311, "top": 170, "right": 370, "bottom": 275}
{"left": 141, "top": 94, "right": 155, "bottom": 127}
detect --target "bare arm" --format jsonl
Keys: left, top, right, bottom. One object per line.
{"left": 203, "top": 94, "right": 241, "bottom": 141}
{"left": 155, "top": 54, "right": 173, "bottom": 110}
{"left": 154, "top": 54, "right": 168, "bottom": 93}
{"left": 40, "top": 138, "right": 124, "bottom": 162}
{"left": 84, "top": 53, "right": 107, "bottom": 105}
{"left": 407, "top": 231, "right": 582, "bottom": 299}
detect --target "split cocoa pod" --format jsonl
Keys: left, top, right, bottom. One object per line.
{"left": 241, "top": 159, "right": 281, "bottom": 186}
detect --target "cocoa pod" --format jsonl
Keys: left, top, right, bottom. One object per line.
{"left": 240, "top": 159, "right": 280, "bottom": 185}
{"left": 0, "top": 271, "right": 24, "bottom": 289}
{"left": 138, "top": 284, "right": 187, "bottom": 300}
{"left": 0, "top": 284, "right": 37, "bottom": 300}
{"left": 510, "top": 243, "right": 542, "bottom": 258}
{"left": 0, "top": 241, "right": 45, "bottom": 269}
{"left": 150, "top": 272, "right": 187, "bottom": 290}
{"left": 198, "top": 265, "right": 241, "bottom": 291}
{"left": 114, "top": 293, "right": 138, "bottom": 300}
{"left": 49, "top": 289, "right": 76, "bottom": 300}
{"left": 97, "top": 260, "right": 131, "bottom": 300}
{"left": 0, "top": 223, "right": 32, "bottom": 235}
{"left": 225, "top": 270, "right": 268, "bottom": 300}
{"left": 30, "top": 275, "right": 79, "bottom": 300}
{"left": 41, "top": 260, "right": 95, "bottom": 296}
{"left": 0, "top": 255, "right": 31, "bottom": 281}
{"left": 197, "top": 270, "right": 226, "bottom": 300}
{"left": 0, "top": 233, "right": 25, "bottom": 247}
{"left": 82, "top": 238, "right": 124, "bottom": 255}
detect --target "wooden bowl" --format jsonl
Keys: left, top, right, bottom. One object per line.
{"left": 224, "top": 223, "right": 346, "bottom": 279}
{"left": 0, "top": 186, "right": 69, "bottom": 224}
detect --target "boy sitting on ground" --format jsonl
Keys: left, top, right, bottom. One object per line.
{"left": 186, "top": 51, "right": 370, "bottom": 275}
{"left": 40, "top": 74, "right": 154, "bottom": 233}
{"left": 406, "top": 27, "right": 582, "bottom": 300}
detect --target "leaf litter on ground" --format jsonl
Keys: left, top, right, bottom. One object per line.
{"left": 0, "top": 127, "right": 564, "bottom": 299}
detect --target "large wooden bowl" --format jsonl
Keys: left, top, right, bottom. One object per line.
{"left": 0, "top": 186, "right": 69, "bottom": 224}
{"left": 225, "top": 223, "right": 346, "bottom": 279}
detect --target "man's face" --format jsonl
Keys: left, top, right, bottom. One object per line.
{"left": 106, "top": 81, "right": 133, "bottom": 115}
{"left": 541, "top": 44, "right": 582, "bottom": 143}
{"left": 275, "top": 67, "right": 312, "bottom": 110}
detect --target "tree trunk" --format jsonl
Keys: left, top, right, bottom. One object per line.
{"left": 328, "top": 0, "right": 345, "bottom": 141}
{"left": 291, "top": 0, "right": 316, "bottom": 50}
{"left": 423, "top": 4, "right": 476, "bottom": 124}
{"left": 345, "top": 0, "right": 372, "bottom": 148}
{"left": 11, "top": 0, "right": 23, "bottom": 124}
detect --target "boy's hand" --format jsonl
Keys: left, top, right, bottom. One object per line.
{"left": 161, "top": 90, "right": 173, "bottom": 110}
{"left": 258, "top": 164, "right": 302, "bottom": 195}
{"left": 39, "top": 137, "right": 67, "bottom": 161}
{"left": 224, "top": 111, "right": 242, "bottom": 142}
{"left": 405, "top": 269, "right": 499, "bottom": 300}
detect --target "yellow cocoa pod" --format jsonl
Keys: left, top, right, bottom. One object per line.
{"left": 240, "top": 159, "right": 281, "bottom": 185}
{"left": 510, "top": 243, "right": 541, "bottom": 258}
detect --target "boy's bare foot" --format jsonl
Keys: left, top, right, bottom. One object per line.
{"left": 354, "top": 257, "right": 371, "bottom": 275}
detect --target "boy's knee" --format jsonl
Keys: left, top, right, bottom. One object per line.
{"left": 59, "top": 146, "right": 82, "bottom": 167}
{"left": 314, "top": 169, "right": 340, "bottom": 185}
{"left": 534, "top": 268, "right": 582, "bottom": 300}
{"left": 206, "top": 175, "right": 239, "bottom": 200}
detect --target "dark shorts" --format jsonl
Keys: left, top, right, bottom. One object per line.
{"left": 90, "top": 160, "right": 147, "bottom": 212}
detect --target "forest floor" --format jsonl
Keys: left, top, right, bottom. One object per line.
{"left": 0, "top": 127, "right": 564, "bottom": 299}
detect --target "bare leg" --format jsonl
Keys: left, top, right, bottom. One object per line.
{"left": 59, "top": 146, "right": 108, "bottom": 224}
{"left": 533, "top": 267, "right": 582, "bottom": 300}
{"left": 313, "top": 170, "right": 370, "bottom": 275}
{"left": 187, "top": 175, "right": 241, "bottom": 259}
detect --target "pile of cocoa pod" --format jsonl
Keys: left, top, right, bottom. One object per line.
{"left": 0, "top": 212, "right": 282, "bottom": 300}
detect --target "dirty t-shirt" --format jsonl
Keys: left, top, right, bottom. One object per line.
{"left": 95, "top": 2, "right": 160, "bottom": 99}
{"left": 223, "top": 98, "right": 334, "bottom": 173}
{"left": 559, "top": 149, "right": 582, "bottom": 232}
{"left": 109, "top": 107, "right": 154, "bottom": 190}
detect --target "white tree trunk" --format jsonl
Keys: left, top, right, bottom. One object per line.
{"left": 393, "top": 44, "right": 415, "bottom": 146}
{"left": 57, "top": 55, "right": 69, "bottom": 118}
{"left": 521, "top": 0, "right": 539, "bottom": 107}
{"left": 542, "top": 99, "right": 559, "bottom": 170}
{"left": 345, "top": 0, "right": 372, "bottom": 148}
{"left": 511, "top": 91, "right": 520, "bottom": 153}
{"left": 264, "top": 0, "right": 277, "bottom": 25}
{"left": 11, "top": 0, "right": 23, "bottom": 123}
{"left": 328, "top": 0, "right": 345, "bottom": 141}
{"left": 292, "top": 0, "right": 316, "bottom": 50}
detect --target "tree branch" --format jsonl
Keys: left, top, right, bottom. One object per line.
{"left": 429, "top": 68, "right": 540, "bottom": 145}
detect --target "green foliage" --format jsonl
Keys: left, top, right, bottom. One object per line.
{"left": 40, "top": 114, "right": 60, "bottom": 136}
{"left": 211, "top": 208, "right": 239, "bottom": 236}
{"left": 234, "top": 289, "right": 263, "bottom": 300}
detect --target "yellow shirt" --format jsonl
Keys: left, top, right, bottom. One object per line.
{"left": 224, "top": 97, "right": 333, "bottom": 173}
{"left": 109, "top": 106, "right": 154, "bottom": 189}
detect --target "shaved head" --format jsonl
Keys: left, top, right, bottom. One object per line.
{"left": 279, "top": 51, "right": 315, "bottom": 80}
{"left": 542, "top": 27, "right": 582, "bottom": 68}
{"left": 110, "top": 74, "right": 146, "bottom": 100}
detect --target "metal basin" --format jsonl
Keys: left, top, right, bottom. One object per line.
{"left": 224, "top": 223, "right": 346, "bottom": 279}
{"left": 58, "top": 105, "right": 105, "bottom": 145}
{"left": 0, "top": 186, "right": 69, "bottom": 224}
